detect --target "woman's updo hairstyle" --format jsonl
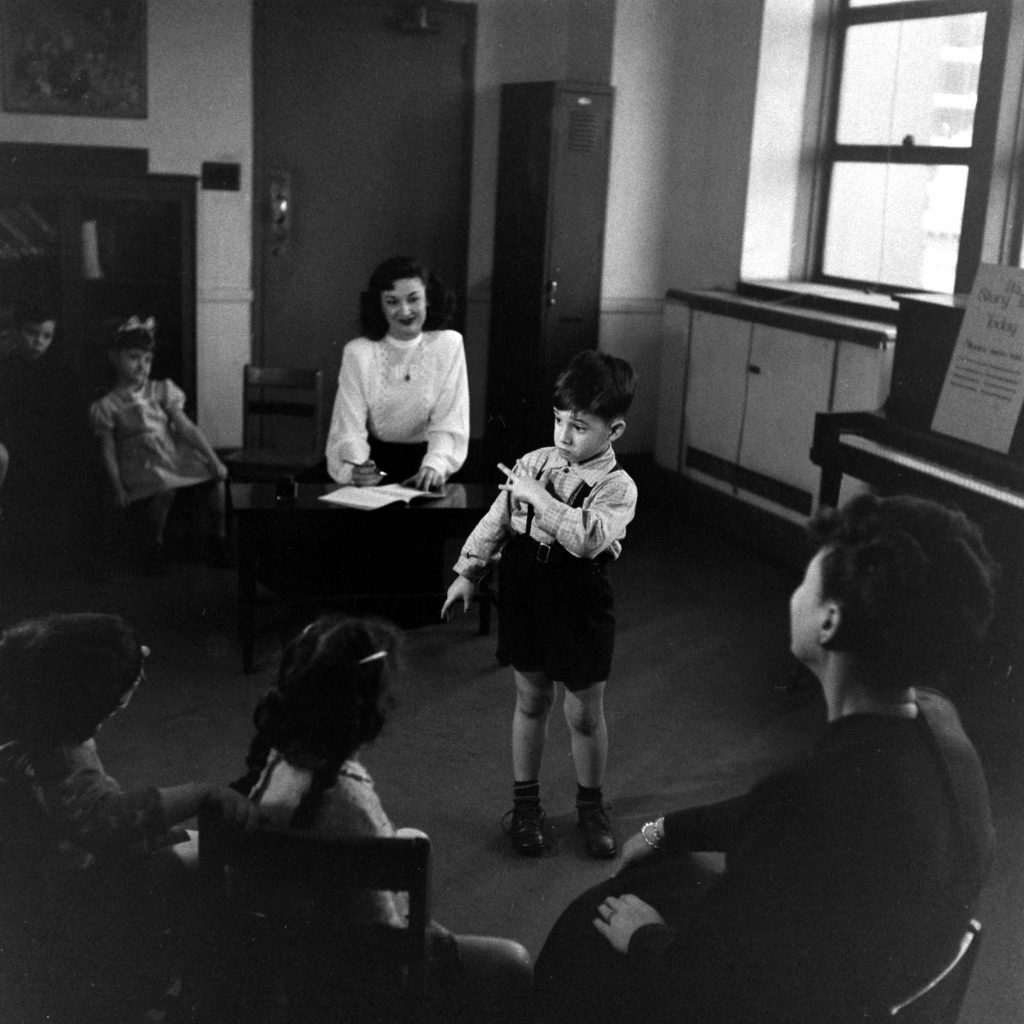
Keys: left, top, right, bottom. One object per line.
{"left": 251, "top": 615, "right": 400, "bottom": 770}
{"left": 809, "top": 493, "right": 997, "bottom": 689}
{"left": 0, "top": 613, "right": 143, "bottom": 746}
{"left": 358, "top": 255, "right": 456, "bottom": 339}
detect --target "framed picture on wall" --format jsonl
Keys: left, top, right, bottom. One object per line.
{"left": 0, "top": 0, "right": 146, "bottom": 118}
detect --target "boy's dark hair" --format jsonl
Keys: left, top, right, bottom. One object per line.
{"left": 809, "top": 493, "right": 997, "bottom": 690}
{"left": 358, "top": 255, "right": 456, "bottom": 339}
{"left": 552, "top": 350, "right": 636, "bottom": 421}
{"left": 234, "top": 615, "right": 401, "bottom": 829}
{"left": 0, "top": 613, "right": 143, "bottom": 746}
{"left": 107, "top": 316, "right": 157, "bottom": 353}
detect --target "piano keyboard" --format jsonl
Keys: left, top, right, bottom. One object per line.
{"left": 842, "top": 434, "right": 1024, "bottom": 511}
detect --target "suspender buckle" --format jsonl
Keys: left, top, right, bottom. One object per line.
{"left": 535, "top": 543, "right": 551, "bottom": 563}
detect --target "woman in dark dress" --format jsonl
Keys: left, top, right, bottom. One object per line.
{"left": 534, "top": 493, "right": 998, "bottom": 1024}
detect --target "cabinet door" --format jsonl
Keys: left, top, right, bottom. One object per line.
{"left": 683, "top": 310, "right": 751, "bottom": 490}
{"left": 738, "top": 324, "right": 834, "bottom": 516}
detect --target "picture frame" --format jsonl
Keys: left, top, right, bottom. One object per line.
{"left": 0, "top": 0, "right": 146, "bottom": 118}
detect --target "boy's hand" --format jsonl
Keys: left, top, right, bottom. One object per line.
{"left": 113, "top": 486, "right": 131, "bottom": 508}
{"left": 209, "top": 457, "right": 228, "bottom": 481}
{"left": 497, "top": 462, "right": 548, "bottom": 508}
{"left": 441, "top": 575, "right": 475, "bottom": 621}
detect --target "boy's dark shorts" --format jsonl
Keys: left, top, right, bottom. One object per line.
{"left": 495, "top": 532, "right": 615, "bottom": 690}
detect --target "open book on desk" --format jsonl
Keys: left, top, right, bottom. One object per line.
{"left": 318, "top": 482, "right": 448, "bottom": 510}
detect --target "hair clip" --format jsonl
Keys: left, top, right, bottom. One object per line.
{"left": 358, "top": 650, "right": 388, "bottom": 664}
{"left": 117, "top": 315, "right": 156, "bottom": 336}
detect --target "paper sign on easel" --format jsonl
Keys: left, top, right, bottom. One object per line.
{"left": 931, "top": 263, "right": 1024, "bottom": 453}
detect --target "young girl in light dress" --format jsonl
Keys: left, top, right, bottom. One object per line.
{"left": 90, "top": 316, "right": 230, "bottom": 571}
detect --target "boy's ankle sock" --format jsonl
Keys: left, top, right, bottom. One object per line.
{"left": 513, "top": 780, "right": 540, "bottom": 809}
{"left": 576, "top": 784, "right": 603, "bottom": 808}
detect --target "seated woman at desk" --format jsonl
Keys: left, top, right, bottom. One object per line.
{"left": 325, "top": 256, "right": 469, "bottom": 491}
{"left": 533, "top": 492, "right": 998, "bottom": 1024}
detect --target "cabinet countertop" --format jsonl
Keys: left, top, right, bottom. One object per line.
{"left": 666, "top": 288, "right": 897, "bottom": 349}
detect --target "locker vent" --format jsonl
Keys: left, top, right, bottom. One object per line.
{"left": 568, "top": 107, "right": 599, "bottom": 152}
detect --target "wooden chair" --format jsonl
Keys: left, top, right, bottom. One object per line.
{"left": 191, "top": 807, "right": 432, "bottom": 1024}
{"left": 223, "top": 365, "right": 326, "bottom": 483}
{"left": 883, "top": 919, "right": 983, "bottom": 1024}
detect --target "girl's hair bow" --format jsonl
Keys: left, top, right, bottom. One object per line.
{"left": 117, "top": 316, "right": 156, "bottom": 336}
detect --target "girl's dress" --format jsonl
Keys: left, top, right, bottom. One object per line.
{"left": 90, "top": 379, "right": 212, "bottom": 502}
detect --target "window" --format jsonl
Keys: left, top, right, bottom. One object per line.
{"left": 815, "top": 0, "right": 1011, "bottom": 293}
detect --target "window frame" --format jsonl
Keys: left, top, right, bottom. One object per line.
{"left": 808, "top": 0, "right": 1013, "bottom": 295}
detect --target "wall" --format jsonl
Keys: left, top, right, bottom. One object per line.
{"left": 0, "top": 0, "right": 252, "bottom": 447}
{"left": 602, "top": 0, "right": 764, "bottom": 452}
{"left": 0, "top": 0, "right": 769, "bottom": 455}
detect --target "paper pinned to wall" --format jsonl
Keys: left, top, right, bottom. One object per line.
{"left": 931, "top": 263, "right": 1024, "bottom": 453}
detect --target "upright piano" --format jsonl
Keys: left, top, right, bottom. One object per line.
{"left": 810, "top": 293, "right": 1023, "bottom": 662}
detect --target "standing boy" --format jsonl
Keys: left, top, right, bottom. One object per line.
{"left": 442, "top": 351, "right": 638, "bottom": 858}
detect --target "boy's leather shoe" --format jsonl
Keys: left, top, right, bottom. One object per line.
{"left": 577, "top": 803, "right": 617, "bottom": 858}
{"left": 502, "top": 805, "right": 547, "bottom": 856}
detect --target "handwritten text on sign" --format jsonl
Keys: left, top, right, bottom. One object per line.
{"left": 931, "top": 263, "right": 1024, "bottom": 453}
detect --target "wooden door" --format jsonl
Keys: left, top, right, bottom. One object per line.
{"left": 253, "top": 1, "right": 475, "bottom": 402}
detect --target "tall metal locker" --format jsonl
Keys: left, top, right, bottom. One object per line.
{"left": 484, "top": 81, "right": 614, "bottom": 464}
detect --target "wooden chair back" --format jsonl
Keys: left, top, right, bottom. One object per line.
{"left": 225, "top": 365, "right": 325, "bottom": 480}
{"left": 194, "top": 807, "right": 432, "bottom": 1023}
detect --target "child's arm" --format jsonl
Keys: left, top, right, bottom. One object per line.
{"left": 166, "top": 405, "right": 228, "bottom": 480}
{"left": 505, "top": 465, "right": 637, "bottom": 559}
{"left": 97, "top": 431, "right": 130, "bottom": 507}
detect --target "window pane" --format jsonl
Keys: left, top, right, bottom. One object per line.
{"left": 823, "top": 162, "right": 967, "bottom": 291}
{"left": 836, "top": 14, "right": 985, "bottom": 147}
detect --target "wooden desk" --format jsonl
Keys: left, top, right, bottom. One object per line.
{"left": 232, "top": 481, "right": 495, "bottom": 672}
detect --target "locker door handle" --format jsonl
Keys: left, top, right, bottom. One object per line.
{"left": 747, "top": 364, "right": 761, "bottom": 374}
{"left": 546, "top": 279, "right": 558, "bottom": 306}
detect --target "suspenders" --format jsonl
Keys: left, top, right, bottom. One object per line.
{"left": 508, "top": 457, "right": 620, "bottom": 563}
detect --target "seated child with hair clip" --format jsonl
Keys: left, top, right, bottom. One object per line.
{"left": 442, "top": 350, "right": 638, "bottom": 860}
{"left": 89, "top": 316, "right": 230, "bottom": 572}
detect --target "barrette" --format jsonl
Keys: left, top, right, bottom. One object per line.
{"left": 358, "top": 650, "right": 388, "bottom": 664}
{"left": 118, "top": 315, "right": 156, "bottom": 335}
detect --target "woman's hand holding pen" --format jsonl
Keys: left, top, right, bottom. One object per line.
{"left": 346, "top": 459, "right": 387, "bottom": 487}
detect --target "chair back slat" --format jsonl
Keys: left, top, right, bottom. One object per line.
{"left": 229, "top": 364, "right": 325, "bottom": 476}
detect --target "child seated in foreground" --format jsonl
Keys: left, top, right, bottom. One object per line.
{"left": 232, "top": 614, "right": 533, "bottom": 1023}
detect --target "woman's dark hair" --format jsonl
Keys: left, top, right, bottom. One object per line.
{"left": 107, "top": 316, "right": 157, "bottom": 353}
{"left": 809, "top": 493, "right": 997, "bottom": 689}
{"left": 358, "top": 255, "right": 456, "bottom": 339}
{"left": 234, "top": 615, "right": 401, "bottom": 829}
{"left": 0, "top": 613, "right": 143, "bottom": 746}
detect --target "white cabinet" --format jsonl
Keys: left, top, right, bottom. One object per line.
{"left": 739, "top": 324, "right": 835, "bottom": 515}
{"left": 659, "top": 290, "right": 894, "bottom": 524}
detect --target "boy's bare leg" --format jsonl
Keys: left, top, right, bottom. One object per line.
{"left": 563, "top": 680, "right": 616, "bottom": 858}
{"left": 512, "top": 669, "right": 554, "bottom": 779}
{"left": 562, "top": 681, "right": 607, "bottom": 787}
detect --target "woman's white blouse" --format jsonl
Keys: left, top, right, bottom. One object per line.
{"left": 325, "top": 329, "right": 469, "bottom": 483}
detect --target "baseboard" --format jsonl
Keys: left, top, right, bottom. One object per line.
{"left": 625, "top": 454, "right": 809, "bottom": 573}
